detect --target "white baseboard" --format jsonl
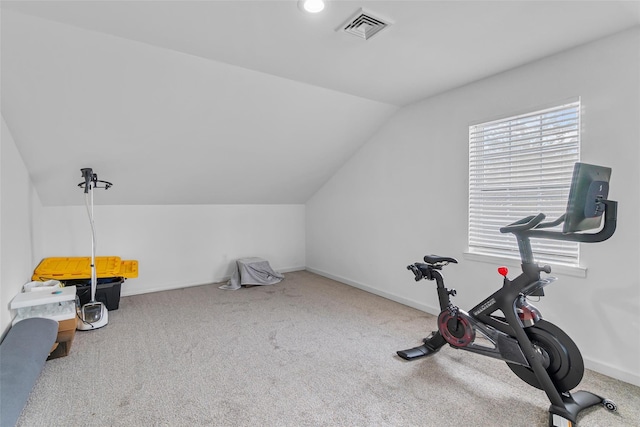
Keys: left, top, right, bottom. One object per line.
{"left": 279, "top": 266, "right": 307, "bottom": 274}
{"left": 121, "top": 280, "right": 218, "bottom": 297}
{"left": 584, "top": 359, "right": 640, "bottom": 387}
{"left": 305, "top": 267, "right": 441, "bottom": 316}
{"left": 121, "top": 265, "right": 306, "bottom": 297}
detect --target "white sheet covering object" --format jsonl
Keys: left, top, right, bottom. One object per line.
{"left": 219, "top": 257, "right": 284, "bottom": 290}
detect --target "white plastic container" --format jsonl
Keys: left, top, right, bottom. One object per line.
{"left": 10, "top": 286, "right": 76, "bottom": 325}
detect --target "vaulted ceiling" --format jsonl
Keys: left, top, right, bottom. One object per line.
{"left": 2, "top": 1, "right": 638, "bottom": 206}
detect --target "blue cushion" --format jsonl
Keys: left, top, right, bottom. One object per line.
{"left": 0, "top": 317, "right": 58, "bottom": 427}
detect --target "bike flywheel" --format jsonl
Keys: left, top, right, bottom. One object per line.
{"left": 506, "top": 320, "right": 584, "bottom": 392}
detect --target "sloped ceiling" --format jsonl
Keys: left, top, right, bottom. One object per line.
{"left": 1, "top": 1, "right": 639, "bottom": 206}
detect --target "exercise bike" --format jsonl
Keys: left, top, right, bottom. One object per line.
{"left": 397, "top": 163, "right": 618, "bottom": 427}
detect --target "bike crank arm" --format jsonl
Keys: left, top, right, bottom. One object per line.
{"left": 445, "top": 309, "right": 531, "bottom": 367}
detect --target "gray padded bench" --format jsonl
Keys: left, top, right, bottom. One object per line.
{"left": 0, "top": 317, "right": 58, "bottom": 427}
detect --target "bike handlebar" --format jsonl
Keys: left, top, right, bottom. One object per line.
{"left": 499, "top": 213, "right": 546, "bottom": 233}
{"left": 499, "top": 200, "right": 616, "bottom": 244}
{"left": 407, "top": 264, "right": 423, "bottom": 281}
{"left": 535, "top": 214, "right": 566, "bottom": 229}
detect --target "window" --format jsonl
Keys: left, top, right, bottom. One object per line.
{"left": 468, "top": 100, "right": 580, "bottom": 266}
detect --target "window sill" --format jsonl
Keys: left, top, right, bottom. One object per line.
{"left": 463, "top": 251, "right": 587, "bottom": 278}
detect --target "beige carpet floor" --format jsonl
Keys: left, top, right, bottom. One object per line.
{"left": 17, "top": 270, "right": 640, "bottom": 426}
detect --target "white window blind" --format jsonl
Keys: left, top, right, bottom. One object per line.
{"left": 468, "top": 100, "right": 580, "bottom": 266}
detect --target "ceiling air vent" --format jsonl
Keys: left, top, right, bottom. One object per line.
{"left": 338, "top": 8, "right": 391, "bottom": 40}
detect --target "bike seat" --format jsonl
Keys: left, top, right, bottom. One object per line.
{"left": 423, "top": 255, "right": 458, "bottom": 265}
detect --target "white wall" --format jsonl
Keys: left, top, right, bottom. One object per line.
{"left": 0, "top": 116, "right": 43, "bottom": 335}
{"left": 40, "top": 204, "right": 305, "bottom": 296}
{"left": 306, "top": 28, "right": 640, "bottom": 385}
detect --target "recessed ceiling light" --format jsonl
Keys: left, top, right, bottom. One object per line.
{"left": 299, "top": 0, "right": 325, "bottom": 14}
